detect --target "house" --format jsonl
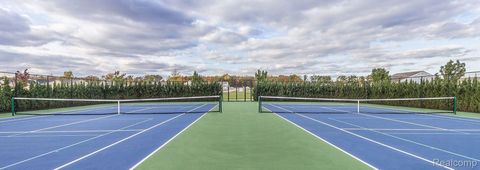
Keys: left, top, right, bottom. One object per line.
{"left": 391, "top": 71, "right": 433, "bottom": 83}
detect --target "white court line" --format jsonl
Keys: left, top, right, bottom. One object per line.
{"left": 18, "top": 106, "right": 117, "bottom": 116}
{"left": 55, "top": 104, "right": 208, "bottom": 170}
{"left": 7, "top": 114, "right": 119, "bottom": 137}
{"left": 265, "top": 105, "right": 378, "bottom": 170}
{"left": 385, "top": 132, "right": 480, "bottom": 135}
{"left": 419, "top": 114, "right": 480, "bottom": 124}
{"left": 125, "top": 103, "right": 199, "bottom": 114}
{"left": 130, "top": 104, "right": 215, "bottom": 169}
{"left": 0, "top": 115, "right": 53, "bottom": 123}
{"left": 0, "top": 106, "right": 118, "bottom": 124}
{"left": 126, "top": 107, "right": 155, "bottom": 113}
{"left": 124, "top": 106, "right": 198, "bottom": 108}
{"left": 342, "top": 128, "right": 480, "bottom": 132}
{"left": 0, "top": 118, "right": 152, "bottom": 170}
{"left": 330, "top": 118, "right": 480, "bottom": 162}
{"left": 1, "top": 134, "right": 98, "bottom": 137}
{"left": 353, "top": 105, "right": 480, "bottom": 124}
{"left": 269, "top": 104, "right": 453, "bottom": 170}
{"left": 337, "top": 117, "right": 444, "bottom": 120}
{"left": 356, "top": 106, "right": 480, "bottom": 125}
{"left": 312, "top": 106, "right": 469, "bottom": 135}
{"left": 0, "top": 129, "right": 146, "bottom": 134}
{"left": 7, "top": 105, "right": 172, "bottom": 137}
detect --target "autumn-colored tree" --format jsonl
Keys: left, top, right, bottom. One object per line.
{"left": 222, "top": 74, "right": 231, "bottom": 81}
{"left": 63, "top": 71, "right": 73, "bottom": 79}
{"left": 103, "top": 71, "right": 126, "bottom": 83}
{"left": 144, "top": 75, "right": 163, "bottom": 82}
{"left": 16, "top": 69, "right": 30, "bottom": 85}
{"left": 85, "top": 76, "right": 100, "bottom": 81}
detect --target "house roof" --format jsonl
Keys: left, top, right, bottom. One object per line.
{"left": 391, "top": 71, "right": 432, "bottom": 79}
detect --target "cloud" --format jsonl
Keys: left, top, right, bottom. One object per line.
{"left": 41, "top": 0, "right": 194, "bottom": 27}
{"left": 126, "top": 60, "right": 207, "bottom": 76}
{"left": 428, "top": 18, "right": 480, "bottom": 39}
{"left": 0, "top": 0, "right": 479, "bottom": 77}
{"left": 28, "top": 0, "right": 212, "bottom": 54}
{"left": 0, "top": 9, "right": 30, "bottom": 32}
{"left": 0, "top": 50, "right": 95, "bottom": 74}
{"left": 0, "top": 9, "right": 58, "bottom": 46}
{"left": 201, "top": 29, "right": 247, "bottom": 44}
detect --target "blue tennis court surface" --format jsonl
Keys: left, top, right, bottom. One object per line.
{"left": 265, "top": 104, "right": 480, "bottom": 170}
{"left": 0, "top": 103, "right": 215, "bottom": 170}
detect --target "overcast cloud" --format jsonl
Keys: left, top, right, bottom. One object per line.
{"left": 0, "top": 0, "right": 479, "bottom": 77}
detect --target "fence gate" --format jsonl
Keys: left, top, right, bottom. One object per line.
{"left": 223, "top": 79, "right": 254, "bottom": 102}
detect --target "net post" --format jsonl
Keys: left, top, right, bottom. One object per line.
{"left": 357, "top": 100, "right": 360, "bottom": 113}
{"left": 258, "top": 96, "right": 262, "bottom": 113}
{"left": 11, "top": 97, "right": 15, "bottom": 116}
{"left": 117, "top": 100, "right": 121, "bottom": 114}
{"left": 453, "top": 96, "right": 457, "bottom": 114}
{"left": 219, "top": 95, "right": 223, "bottom": 112}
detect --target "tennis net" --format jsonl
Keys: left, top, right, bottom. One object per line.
{"left": 259, "top": 96, "right": 456, "bottom": 114}
{"left": 12, "top": 96, "right": 222, "bottom": 116}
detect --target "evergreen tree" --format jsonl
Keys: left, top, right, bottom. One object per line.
{"left": 255, "top": 70, "right": 268, "bottom": 82}
{"left": 369, "top": 68, "right": 390, "bottom": 83}
{"left": 191, "top": 71, "right": 204, "bottom": 84}
{"left": 439, "top": 60, "right": 466, "bottom": 83}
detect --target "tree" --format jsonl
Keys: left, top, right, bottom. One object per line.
{"left": 103, "top": 71, "right": 126, "bottom": 82}
{"left": 288, "top": 74, "right": 303, "bottom": 82}
{"left": 16, "top": 69, "right": 30, "bottom": 85}
{"left": 369, "top": 68, "right": 390, "bottom": 83}
{"left": 171, "top": 69, "right": 180, "bottom": 77}
{"left": 221, "top": 74, "right": 231, "bottom": 81}
{"left": 347, "top": 75, "right": 358, "bottom": 84}
{"left": 144, "top": 75, "right": 163, "bottom": 82}
{"left": 63, "top": 71, "right": 73, "bottom": 79}
{"left": 85, "top": 76, "right": 100, "bottom": 81}
{"left": 439, "top": 60, "right": 466, "bottom": 83}
{"left": 168, "top": 69, "right": 185, "bottom": 82}
{"left": 2, "top": 77, "right": 11, "bottom": 91}
{"left": 191, "top": 71, "right": 204, "bottom": 84}
{"left": 310, "top": 75, "right": 332, "bottom": 83}
{"left": 336, "top": 75, "right": 347, "bottom": 83}
{"left": 255, "top": 70, "right": 268, "bottom": 82}
{"left": 358, "top": 76, "right": 367, "bottom": 84}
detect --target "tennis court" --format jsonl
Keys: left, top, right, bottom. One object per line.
{"left": 261, "top": 96, "right": 480, "bottom": 170}
{"left": 2, "top": 95, "right": 480, "bottom": 170}
{"left": 0, "top": 96, "right": 220, "bottom": 169}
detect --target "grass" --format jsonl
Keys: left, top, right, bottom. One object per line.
{"left": 223, "top": 91, "right": 253, "bottom": 101}
{"left": 0, "top": 112, "right": 12, "bottom": 118}
{"left": 136, "top": 102, "right": 371, "bottom": 170}
{"left": 451, "top": 111, "right": 480, "bottom": 119}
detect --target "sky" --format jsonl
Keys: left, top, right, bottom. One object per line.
{"left": 0, "top": 0, "right": 479, "bottom": 78}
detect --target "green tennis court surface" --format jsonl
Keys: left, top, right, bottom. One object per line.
{"left": 136, "top": 102, "right": 370, "bottom": 170}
